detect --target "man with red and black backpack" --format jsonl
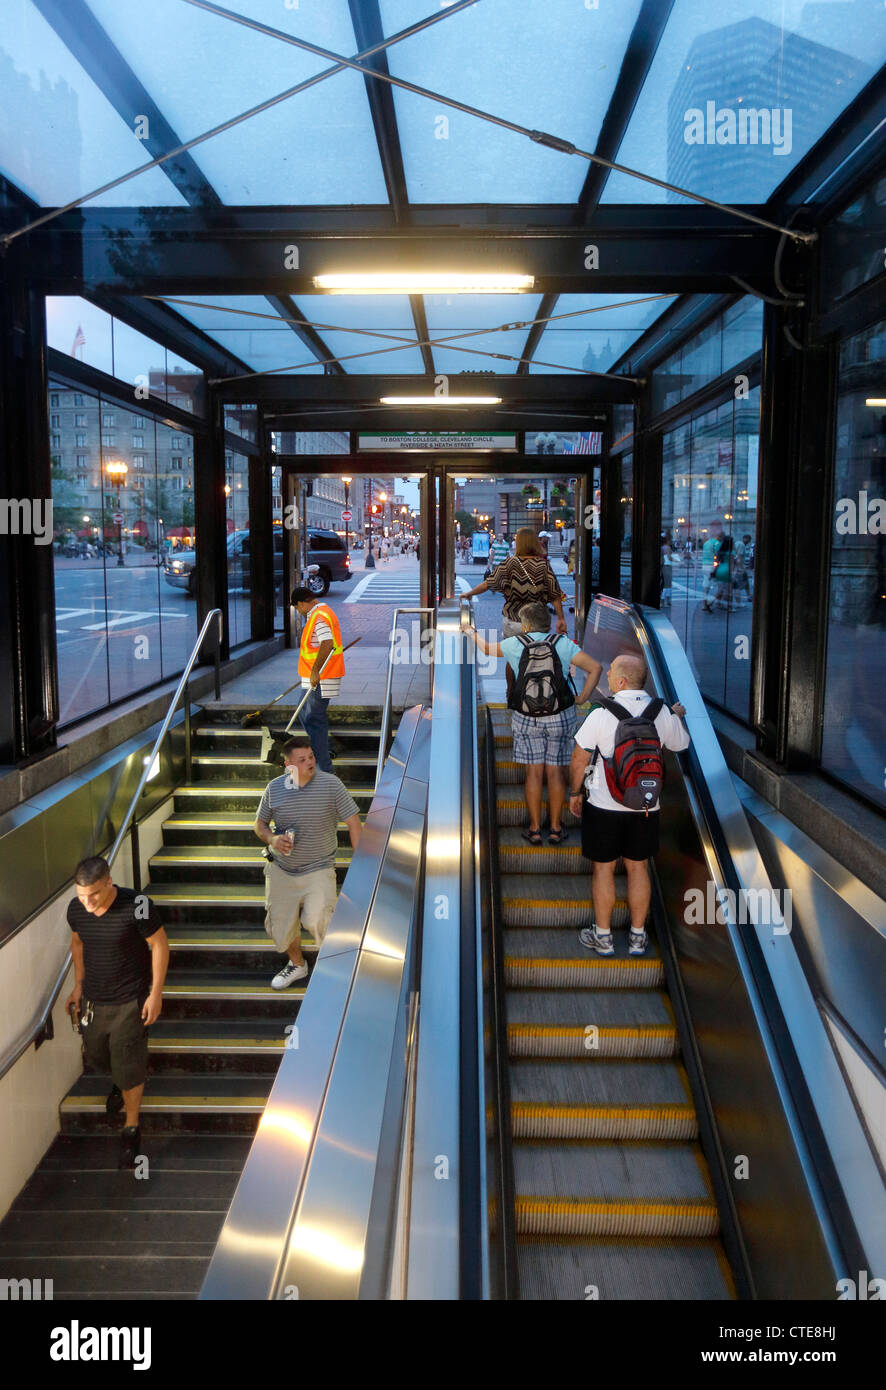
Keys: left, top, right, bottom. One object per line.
{"left": 568, "top": 654, "right": 689, "bottom": 957}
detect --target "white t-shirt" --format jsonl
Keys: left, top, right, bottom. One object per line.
{"left": 300, "top": 604, "right": 342, "bottom": 698}
{"left": 574, "top": 688, "right": 690, "bottom": 813}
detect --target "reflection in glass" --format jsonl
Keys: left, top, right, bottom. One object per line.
{"left": 821, "top": 320, "right": 886, "bottom": 811}
{"left": 661, "top": 392, "right": 759, "bottom": 721}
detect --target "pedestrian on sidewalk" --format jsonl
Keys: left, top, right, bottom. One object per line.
{"left": 567, "top": 654, "right": 689, "bottom": 958}
{"left": 65, "top": 857, "right": 169, "bottom": 1168}
{"left": 255, "top": 738, "right": 362, "bottom": 988}
{"left": 290, "top": 586, "right": 347, "bottom": 773}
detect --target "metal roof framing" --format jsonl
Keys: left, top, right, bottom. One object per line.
{"left": 32, "top": 0, "right": 343, "bottom": 375}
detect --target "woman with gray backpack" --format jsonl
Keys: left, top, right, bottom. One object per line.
{"left": 469, "top": 601, "right": 602, "bottom": 844}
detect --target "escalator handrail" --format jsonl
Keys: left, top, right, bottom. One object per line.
{"left": 482, "top": 704, "right": 520, "bottom": 1299}
{"left": 0, "top": 609, "right": 222, "bottom": 1085}
{"left": 405, "top": 598, "right": 488, "bottom": 1299}
{"left": 624, "top": 597, "right": 886, "bottom": 1278}
{"left": 376, "top": 606, "right": 434, "bottom": 791}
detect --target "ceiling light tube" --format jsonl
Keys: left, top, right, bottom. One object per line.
{"left": 314, "top": 272, "right": 534, "bottom": 294}
{"left": 379, "top": 395, "right": 502, "bottom": 406}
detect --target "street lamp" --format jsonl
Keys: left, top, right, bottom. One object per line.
{"left": 341, "top": 475, "right": 352, "bottom": 555}
{"left": 105, "top": 460, "right": 128, "bottom": 566}
{"left": 366, "top": 479, "right": 376, "bottom": 568}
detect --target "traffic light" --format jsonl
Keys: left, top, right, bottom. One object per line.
{"left": 371, "top": 504, "right": 379, "bottom": 514}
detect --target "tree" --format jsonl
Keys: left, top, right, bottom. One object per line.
{"left": 455, "top": 510, "right": 479, "bottom": 537}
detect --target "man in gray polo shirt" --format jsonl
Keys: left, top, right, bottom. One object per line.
{"left": 254, "top": 736, "right": 362, "bottom": 989}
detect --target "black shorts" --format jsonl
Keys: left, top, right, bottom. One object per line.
{"left": 581, "top": 804, "right": 660, "bottom": 863}
{"left": 81, "top": 997, "right": 149, "bottom": 1091}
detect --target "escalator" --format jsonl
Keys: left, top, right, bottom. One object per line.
{"left": 489, "top": 702, "right": 734, "bottom": 1300}
{"left": 478, "top": 595, "right": 886, "bottom": 1302}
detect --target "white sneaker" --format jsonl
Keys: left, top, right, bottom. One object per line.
{"left": 579, "top": 925, "right": 615, "bottom": 956}
{"left": 628, "top": 929, "right": 649, "bottom": 956}
{"left": 271, "top": 961, "right": 309, "bottom": 990}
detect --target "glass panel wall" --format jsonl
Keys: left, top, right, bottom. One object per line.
{"left": 51, "top": 379, "right": 200, "bottom": 724}
{"left": 821, "top": 319, "right": 886, "bottom": 812}
{"left": 226, "top": 450, "right": 252, "bottom": 648}
{"left": 619, "top": 453, "right": 633, "bottom": 600}
{"left": 661, "top": 391, "right": 759, "bottom": 720}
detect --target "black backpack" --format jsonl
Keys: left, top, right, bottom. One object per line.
{"left": 591, "top": 696, "right": 666, "bottom": 813}
{"left": 508, "top": 635, "right": 575, "bottom": 717}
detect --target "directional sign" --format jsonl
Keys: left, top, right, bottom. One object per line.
{"left": 341, "top": 509, "right": 352, "bottom": 522}
{"left": 113, "top": 511, "right": 124, "bottom": 525}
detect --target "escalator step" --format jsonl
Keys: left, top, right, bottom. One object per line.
{"left": 506, "top": 988, "right": 677, "bottom": 1058}
{"left": 498, "top": 833, "right": 593, "bottom": 875}
{"left": 516, "top": 1238, "right": 734, "bottom": 1300}
{"left": 509, "top": 1060, "right": 696, "bottom": 1140}
{"left": 508, "top": 1024, "right": 677, "bottom": 1060}
{"left": 512, "top": 1143, "right": 718, "bottom": 1238}
{"left": 506, "top": 956, "right": 663, "bottom": 991}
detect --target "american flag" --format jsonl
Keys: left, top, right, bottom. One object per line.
{"left": 71, "top": 324, "right": 86, "bottom": 358}
{"left": 563, "top": 432, "right": 602, "bottom": 455}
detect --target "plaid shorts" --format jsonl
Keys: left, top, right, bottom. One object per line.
{"left": 511, "top": 707, "right": 578, "bottom": 765}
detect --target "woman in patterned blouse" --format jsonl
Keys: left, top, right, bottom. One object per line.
{"left": 462, "top": 527, "right": 568, "bottom": 638}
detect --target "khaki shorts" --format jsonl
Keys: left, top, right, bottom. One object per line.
{"left": 264, "top": 861, "right": 337, "bottom": 952}
{"left": 81, "top": 997, "right": 149, "bottom": 1091}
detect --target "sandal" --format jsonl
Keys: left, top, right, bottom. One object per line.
{"left": 521, "top": 828, "right": 543, "bottom": 845}
{"left": 547, "top": 827, "right": 569, "bottom": 844}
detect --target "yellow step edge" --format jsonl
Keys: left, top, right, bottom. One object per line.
{"left": 149, "top": 1038, "right": 284, "bottom": 1050}
{"left": 62, "top": 1095, "right": 267, "bottom": 1109}
{"left": 515, "top": 1198, "right": 717, "bottom": 1217}
{"left": 164, "top": 984, "right": 305, "bottom": 996}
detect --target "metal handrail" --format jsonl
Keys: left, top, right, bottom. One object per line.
{"left": 376, "top": 606, "right": 435, "bottom": 791}
{"left": 0, "top": 608, "right": 223, "bottom": 1083}
{"left": 107, "top": 607, "right": 223, "bottom": 867}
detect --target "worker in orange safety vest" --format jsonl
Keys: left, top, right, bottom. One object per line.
{"left": 291, "top": 586, "right": 346, "bottom": 772}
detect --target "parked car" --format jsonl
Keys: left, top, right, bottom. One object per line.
{"left": 163, "top": 528, "right": 351, "bottom": 599}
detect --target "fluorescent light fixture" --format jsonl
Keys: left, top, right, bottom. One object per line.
{"left": 865, "top": 398, "right": 886, "bottom": 406}
{"left": 313, "top": 272, "right": 534, "bottom": 294}
{"left": 380, "top": 395, "right": 502, "bottom": 406}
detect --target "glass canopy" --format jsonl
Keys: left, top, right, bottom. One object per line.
{"left": 4, "top": 0, "right": 884, "bottom": 374}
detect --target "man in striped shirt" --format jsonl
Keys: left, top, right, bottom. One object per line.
{"left": 254, "top": 737, "right": 362, "bottom": 989}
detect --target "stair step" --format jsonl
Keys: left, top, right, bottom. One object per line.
{"left": 162, "top": 970, "right": 306, "bottom": 1001}
{"left": 60, "top": 1074, "right": 273, "bottom": 1133}
{"left": 149, "top": 1020, "right": 288, "bottom": 1053}
{"left": 174, "top": 782, "right": 374, "bottom": 813}
{"left": 148, "top": 848, "right": 352, "bottom": 884}
{"left": 35, "top": 1134, "right": 252, "bottom": 1171}
{"left": 166, "top": 926, "right": 313, "bottom": 952}
{"left": 161, "top": 812, "right": 360, "bottom": 848}
{"left": 512, "top": 1143, "right": 718, "bottom": 1238}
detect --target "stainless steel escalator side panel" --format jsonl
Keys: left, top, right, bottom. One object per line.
{"left": 734, "top": 777, "right": 886, "bottom": 1070}
{"left": 630, "top": 600, "right": 886, "bottom": 1290}
{"left": 200, "top": 708, "right": 424, "bottom": 1301}
{"left": 275, "top": 806, "right": 426, "bottom": 1300}
{"left": 406, "top": 599, "right": 488, "bottom": 1300}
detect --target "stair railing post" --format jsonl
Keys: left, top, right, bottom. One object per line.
{"left": 184, "top": 681, "right": 193, "bottom": 783}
